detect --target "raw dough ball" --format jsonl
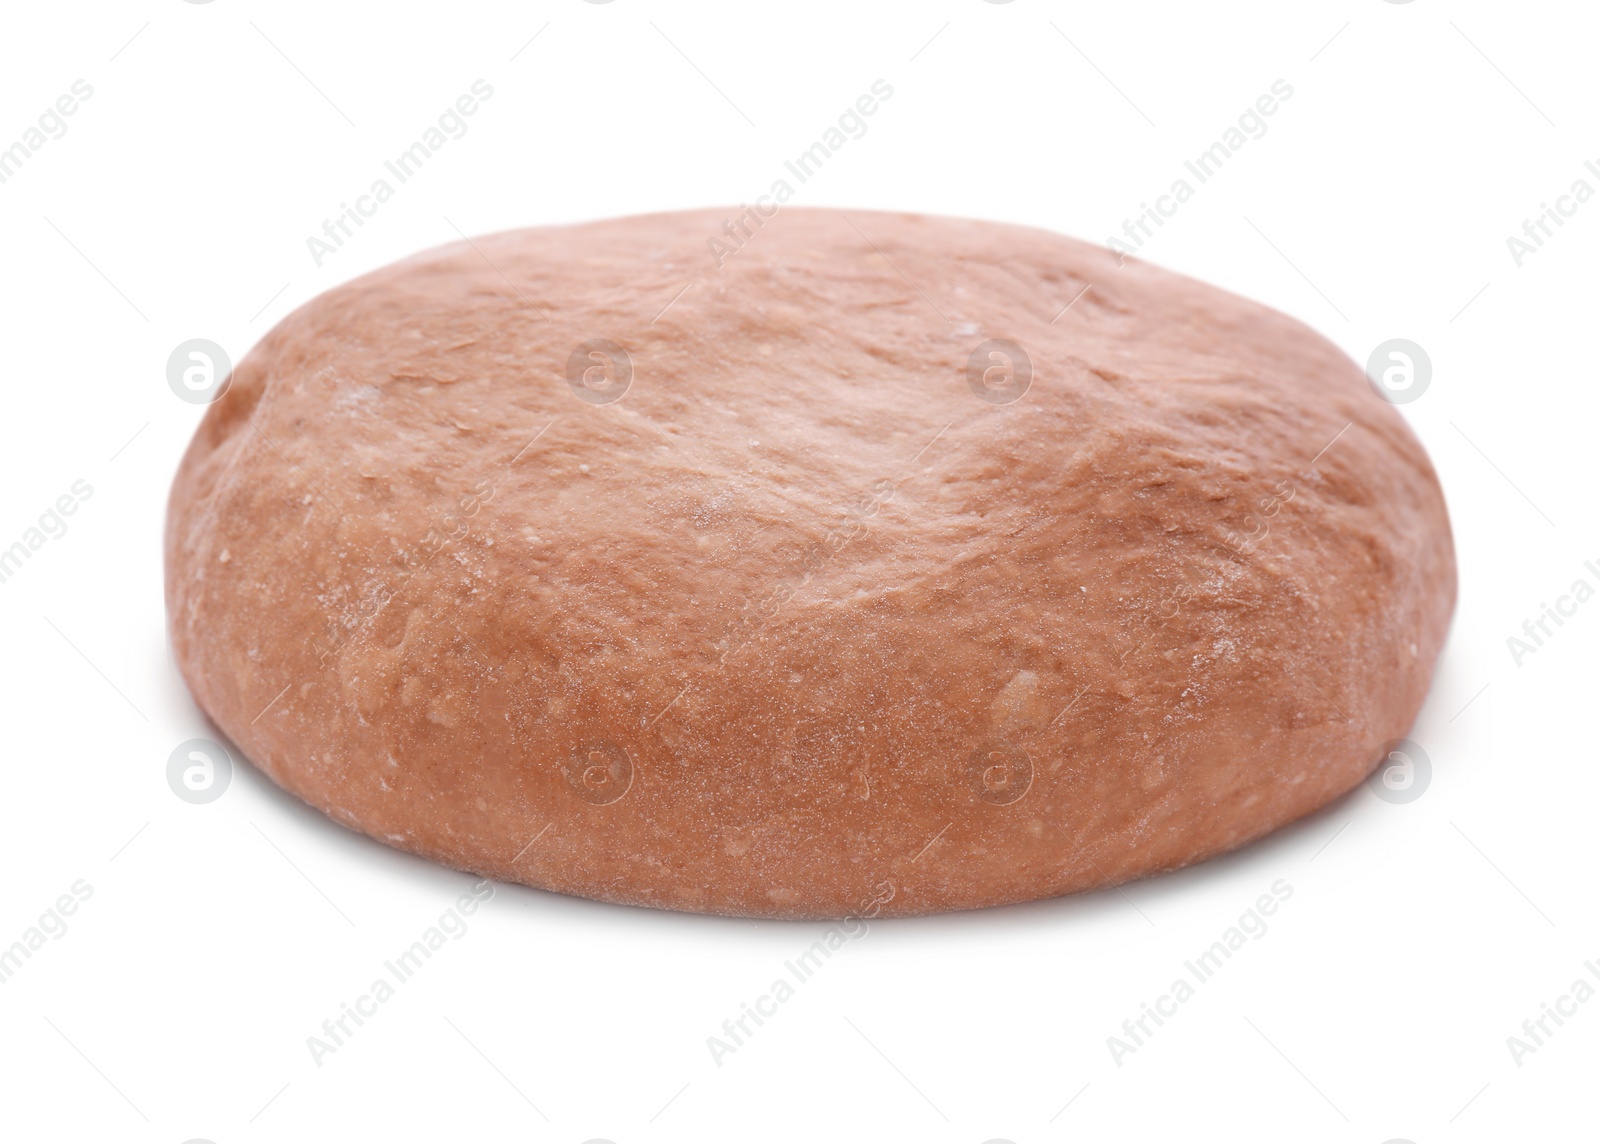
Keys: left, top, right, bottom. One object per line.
{"left": 165, "top": 208, "right": 1455, "bottom": 918}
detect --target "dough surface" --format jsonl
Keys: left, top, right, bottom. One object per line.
{"left": 165, "top": 208, "right": 1455, "bottom": 918}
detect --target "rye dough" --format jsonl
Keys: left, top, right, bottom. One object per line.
{"left": 165, "top": 208, "right": 1456, "bottom": 918}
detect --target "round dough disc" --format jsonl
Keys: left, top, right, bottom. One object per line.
{"left": 165, "top": 209, "right": 1456, "bottom": 918}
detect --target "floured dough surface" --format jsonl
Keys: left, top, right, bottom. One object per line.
{"left": 165, "top": 208, "right": 1455, "bottom": 918}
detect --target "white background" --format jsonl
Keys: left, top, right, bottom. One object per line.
{"left": 0, "top": 1, "right": 1595, "bottom": 1141}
